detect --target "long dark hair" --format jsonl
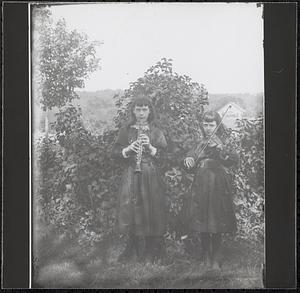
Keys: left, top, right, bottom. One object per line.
{"left": 127, "top": 95, "right": 157, "bottom": 126}
{"left": 201, "top": 110, "right": 227, "bottom": 140}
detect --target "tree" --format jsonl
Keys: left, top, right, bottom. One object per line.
{"left": 32, "top": 6, "right": 106, "bottom": 251}
{"left": 32, "top": 5, "right": 100, "bottom": 111}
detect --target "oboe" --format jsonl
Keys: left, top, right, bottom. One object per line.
{"left": 134, "top": 126, "right": 143, "bottom": 173}
{"left": 134, "top": 125, "right": 149, "bottom": 173}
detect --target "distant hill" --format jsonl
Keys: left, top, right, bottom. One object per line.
{"left": 76, "top": 89, "right": 123, "bottom": 134}
{"left": 34, "top": 89, "right": 123, "bottom": 135}
{"left": 34, "top": 90, "right": 263, "bottom": 135}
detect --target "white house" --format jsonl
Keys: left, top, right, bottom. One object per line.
{"left": 217, "top": 102, "right": 247, "bottom": 129}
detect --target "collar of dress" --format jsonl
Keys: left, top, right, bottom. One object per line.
{"left": 131, "top": 124, "right": 150, "bottom": 131}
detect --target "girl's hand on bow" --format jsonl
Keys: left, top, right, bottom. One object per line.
{"left": 184, "top": 157, "right": 195, "bottom": 169}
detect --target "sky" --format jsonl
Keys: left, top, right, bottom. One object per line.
{"left": 46, "top": 3, "right": 264, "bottom": 94}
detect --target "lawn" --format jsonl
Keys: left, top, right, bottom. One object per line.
{"left": 33, "top": 226, "right": 264, "bottom": 289}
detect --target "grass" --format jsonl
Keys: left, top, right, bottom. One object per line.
{"left": 32, "top": 228, "right": 264, "bottom": 289}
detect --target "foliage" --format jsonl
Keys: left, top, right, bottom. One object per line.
{"left": 37, "top": 57, "right": 264, "bottom": 256}
{"left": 231, "top": 117, "right": 264, "bottom": 243}
{"left": 38, "top": 105, "right": 121, "bottom": 248}
{"left": 33, "top": 6, "right": 107, "bottom": 249}
{"left": 32, "top": 6, "right": 100, "bottom": 111}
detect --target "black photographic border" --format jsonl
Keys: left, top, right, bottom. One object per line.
{"left": 2, "top": 2, "right": 297, "bottom": 289}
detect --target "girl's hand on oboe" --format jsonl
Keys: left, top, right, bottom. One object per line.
{"left": 124, "top": 140, "right": 140, "bottom": 155}
{"left": 184, "top": 157, "right": 195, "bottom": 169}
{"left": 139, "top": 134, "right": 157, "bottom": 155}
{"left": 139, "top": 134, "right": 150, "bottom": 147}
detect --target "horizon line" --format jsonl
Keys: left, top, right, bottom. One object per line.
{"left": 75, "top": 89, "right": 264, "bottom": 95}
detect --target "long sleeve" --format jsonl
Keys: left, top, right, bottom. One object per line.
{"left": 111, "top": 126, "right": 131, "bottom": 161}
{"left": 182, "top": 141, "right": 202, "bottom": 173}
{"left": 186, "top": 141, "right": 202, "bottom": 161}
{"left": 220, "top": 146, "right": 239, "bottom": 168}
{"left": 148, "top": 128, "right": 167, "bottom": 160}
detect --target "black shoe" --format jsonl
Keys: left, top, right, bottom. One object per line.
{"left": 136, "top": 253, "right": 147, "bottom": 263}
{"left": 211, "top": 260, "right": 221, "bottom": 270}
{"left": 203, "top": 251, "right": 212, "bottom": 267}
{"left": 118, "top": 251, "right": 131, "bottom": 263}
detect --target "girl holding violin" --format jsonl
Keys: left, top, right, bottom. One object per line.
{"left": 112, "top": 95, "right": 168, "bottom": 263}
{"left": 183, "top": 110, "right": 239, "bottom": 270}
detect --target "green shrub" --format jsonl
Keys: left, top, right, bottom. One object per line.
{"left": 37, "top": 59, "right": 264, "bottom": 256}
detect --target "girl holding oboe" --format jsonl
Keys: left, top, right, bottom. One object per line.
{"left": 183, "top": 110, "right": 239, "bottom": 270}
{"left": 112, "top": 95, "right": 167, "bottom": 263}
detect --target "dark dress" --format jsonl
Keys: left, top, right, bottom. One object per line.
{"left": 112, "top": 122, "right": 167, "bottom": 237}
{"left": 185, "top": 135, "right": 238, "bottom": 234}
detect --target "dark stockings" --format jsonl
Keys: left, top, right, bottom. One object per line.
{"left": 201, "top": 232, "right": 222, "bottom": 268}
{"left": 145, "top": 236, "right": 166, "bottom": 262}
{"left": 211, "top": 233, "right": 222, "bottom": 268}
{"left": 201, "top": 232, "right": 211, "bottom": 265}
{"left": 118, "top": 234, "right": 139, "bottom": 262}
{"left": 119, "top": 234, "right": 165, "bottom": 263}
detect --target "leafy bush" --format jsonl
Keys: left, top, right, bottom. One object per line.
{"left": 37, "top": 59, "right": 264, "bottom": 255}
{"left": 38, "top": 104, "right": 121, "bottom": 250}
{"left": 231, "top": 117, "right": 264, "bottom": 243}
